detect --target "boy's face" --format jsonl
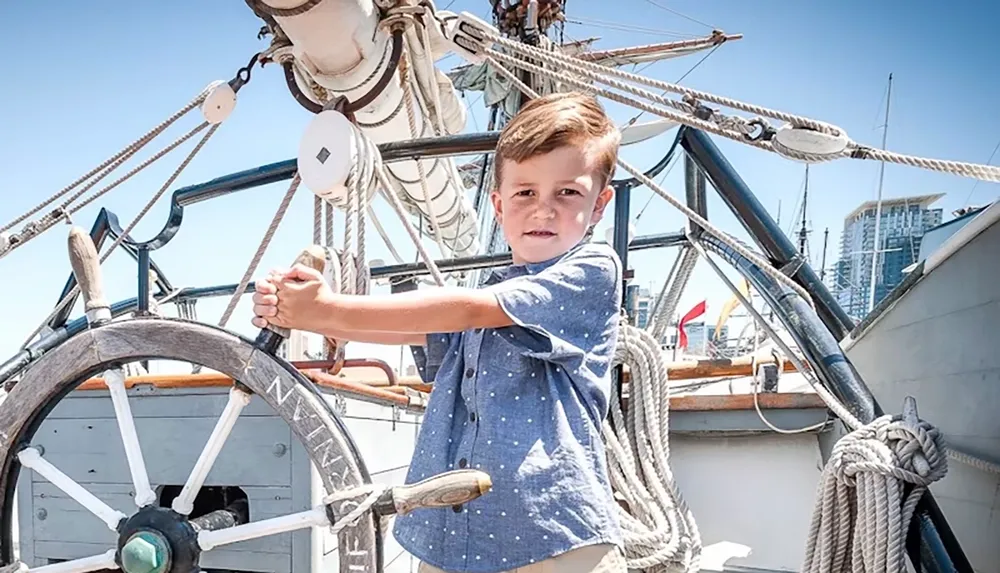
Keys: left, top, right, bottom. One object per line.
{"left": 491, "top": 144, "right": 614, "bottom": 264}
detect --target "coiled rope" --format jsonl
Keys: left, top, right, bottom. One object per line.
{"left": 605, "top": 324, "right": 701, "bottom": 572}
{"left": 801, "top": 412, "right": 948, "bottom": 573}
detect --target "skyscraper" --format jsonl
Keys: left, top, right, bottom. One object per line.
{"left": 832, "top": 193, "right": 944, "bottom": 320}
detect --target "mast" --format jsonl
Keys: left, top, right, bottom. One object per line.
{"left": 797, "top": 164, "right": 809, "bottom": 256}
{"left": 820, "top": 227, "right": 829, "bottom": 281}
{"left": 867, "top": 72, "right": 892, "bottom": 313}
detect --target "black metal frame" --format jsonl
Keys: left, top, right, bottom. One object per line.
{"left": 3, "top": 125, "right": 970, "bottom": 572}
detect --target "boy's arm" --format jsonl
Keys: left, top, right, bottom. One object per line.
{"left": 315, "top": 287, "right": 513, "bottom": 339}
{"left": 321, "top": 329, "right": 428, "bottom": 347}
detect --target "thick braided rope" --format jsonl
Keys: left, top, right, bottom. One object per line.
{"left": 0, "top": 90, "right": 208, "bottom": 235}
{"left": 313, "top": 195, "right": 323, "bottom": 244}
{"left": 485, "top": 47, "right": 755, "bottom": 140}
{"left": 801, "top": 414, "right": 948, "bottom": 573}
{"left": 480, "top": 30, "right": 1000, "bottom": 181}
{"left": 484, "top": 30, "right": 834, "bottom": 134}
{"left": 605, "top": 324, "right": 701, "bottom": 571}
{"left": 19, "top": 124, "right": 221, "bottom": 349}
{"left": 484, "top": 49, "right": 744, "bottom": 143}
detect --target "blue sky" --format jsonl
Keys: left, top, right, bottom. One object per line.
{"left": 0, "top": 0, "right": 997, "bottom": 365}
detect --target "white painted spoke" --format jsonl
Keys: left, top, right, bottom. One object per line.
{"left": 104, "top": 368, "right": 156, "bottom": 507}
{"left": 198, "top": 507, "right": 328, "bottom": 551}
{"left": 171, "top": 386, "right": 251, "bottom": 515}
{"left": 17, "top": 448, "right": 126, "bottom": 531}
{"left": 28, "top": 550, "right": 117, "bottom": 573}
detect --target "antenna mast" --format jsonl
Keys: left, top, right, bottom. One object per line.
{"left": 867, "top": 73, "right": 892, "bottom": 313}
{"left": 797, "top": 164, "right": 810, "bottom": 256}
{"left": 820, "top": 227, "right": 829, "bottom": 281}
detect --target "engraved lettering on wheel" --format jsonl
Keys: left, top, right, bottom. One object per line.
{"left": 266, "top": 375, "right": 295, "bottom": 406}
{"left": 262, "top": 368, "right": 374, "bottom": 571}
{"left": 345, "top": 535, "right": 369, "bottom": 572}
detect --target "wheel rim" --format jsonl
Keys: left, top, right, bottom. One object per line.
{"left": 0, "top": 317, "right": 381, "bottom": 573}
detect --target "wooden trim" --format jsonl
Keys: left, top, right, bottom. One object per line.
{"left": 667, "top": 392, "right": 825, "bottom": 411}
{"left": 74, "top": 352, "right": 811, "bottom": 413}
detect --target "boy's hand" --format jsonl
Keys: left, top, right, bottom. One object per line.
{"left": 251, "top": 264, "right": 335, "bottom": 333}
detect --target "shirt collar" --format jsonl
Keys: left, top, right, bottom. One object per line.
{"left": 481, "top": 240, "right": 589, "bottom": 286}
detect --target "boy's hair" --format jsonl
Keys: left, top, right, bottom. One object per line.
{"left": 493, "top": 92, "right": 621, "bottom": 190}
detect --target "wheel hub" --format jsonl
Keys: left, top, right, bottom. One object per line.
{"left": 116, "top": 507, "right": 200, "bottom": 573}
{"left": 121, "top": 531, "right": 169, "bottom": 573}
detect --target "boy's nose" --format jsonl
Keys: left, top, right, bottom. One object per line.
{"left": 532, "top": 202, "right": 557, "bottom": 219}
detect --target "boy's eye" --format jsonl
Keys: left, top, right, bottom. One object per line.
{"left": 560, "top": 188, "right": 582, "bottom": 196}
{"left": 514, "top": 189, "right": 534, "bottom": 196}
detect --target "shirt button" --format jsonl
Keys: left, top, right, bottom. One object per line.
{"left": 465, "top": 368, "right": 475, "bottom": 378}
{"left": 469, "top": 412, "right": 476, "bottom": 422}
{"left": 452, "top": 504, "right": 463, "bottom": 513}
{"left": 458, "top": 458, "right": 467, "bottom": 468}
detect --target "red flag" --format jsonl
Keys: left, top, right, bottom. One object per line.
{"left": 678, "top": 300, "right": 707, "bottom": 349}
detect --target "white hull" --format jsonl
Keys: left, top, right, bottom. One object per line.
{"left": 11, "top": 379, "right": 835, "bottom": 572}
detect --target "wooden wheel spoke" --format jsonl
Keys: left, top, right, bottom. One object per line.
{"left": 171, "top": 386, "right": 252, "bottom": 516}
{"left": 16, "top": 448, "right": 126, "bottom": 532}
{"left": 103, "top": 368, "right": 157, "bottom": 508}
{"left": 27, "top": 550, "right": 118, "bottom": 573}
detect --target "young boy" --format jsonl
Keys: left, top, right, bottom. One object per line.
{"left": 252, "top": 92, "right": 626, "bottom": 573}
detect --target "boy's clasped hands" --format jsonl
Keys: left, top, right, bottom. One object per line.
{"left": 251, "top": 264, "right": 332, "bottom": 333}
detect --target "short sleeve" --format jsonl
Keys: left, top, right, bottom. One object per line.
{"left": 486, "top": 243, "right": 622, "bottom": 372}
{"left": 417, "top": 332, "right": 456, "bottom": 383}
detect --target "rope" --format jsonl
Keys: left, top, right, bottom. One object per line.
{"left": 217, "top": 175, "right": 301, "bottom": 329}
{"left": 0, "top": 91, "right": 207, "bottom": 235}
{"left": 468, "top": 24, "right": 1000, "bottom": 182}
{"left": 1, "top": 122, "right": 212, "bottom": 259}
{"left": 399, "top": 50, "right": 451, "bottom": 257}
{"left": 321, "top": 482, "right": 388, "bottom": 533}
{"left": 19, "top": 123, "right": 221, "bottom": 349}
{"left": 313, "top": 195, "right": 323, "bottom": 244}
{"left": 376, "top": 165, "right": 447, "bottom": 287}
{"left": 605, "top": 324, "right": 701, "bottom": 572}
{"left": 801, "top": 414, "right": 948, "bottom": 573}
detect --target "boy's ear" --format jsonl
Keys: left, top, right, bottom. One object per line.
{"left": 490, "top": 189, "right": 503, "bottom": 223}
{"left": 589, "top": 185, "right": 614, "bottom": 225}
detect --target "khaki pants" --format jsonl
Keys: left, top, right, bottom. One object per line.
{"left": 417, "top": 543, "right": 625, "bottom": 573}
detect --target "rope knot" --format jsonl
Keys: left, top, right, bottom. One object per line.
{"left": 828, "top": 414, "right": 948, "bottom": 489}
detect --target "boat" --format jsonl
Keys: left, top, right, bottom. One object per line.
{"left": 0, "top": 2, "right": 997, "bottom": 573}
{"left": 842, "top": 199, "right": 1000, "bottom": 569}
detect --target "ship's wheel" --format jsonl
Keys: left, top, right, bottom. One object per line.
{"left": 0, "top": 228, "right": 490, "bottom": 573}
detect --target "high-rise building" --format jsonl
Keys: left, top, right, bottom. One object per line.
{"left": 831, "top": 193, "right": 944, "bottom": 319}
{"left": 633, "top": 286, "right": 653, "bottom": 329}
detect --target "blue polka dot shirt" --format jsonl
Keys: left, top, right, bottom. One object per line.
{"left": 393, "top": 241, "right": 624, "bottom": 572}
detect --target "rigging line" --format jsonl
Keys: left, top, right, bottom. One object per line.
{"left": 963, "top": 136, "right": 1000, "bottom": 206}
{"left": 634, "top": 152, "right": 680, "bottom": 222}
{"left": 622, "top": 42, "right": 722, "bottom": 129}
{"left": 370, "top": 463, "right": 411, "bottom": 476}
{"left": 383, "top": 548, "right": 410, "bottom": 570}
{"left": 870, "top": 79, "right": 891, "bottom": 132}
{"left": 339, "top": 414, "right": 423, "bottom": 426}
{"left": 563, "top": 17, "right": 697, "bottom": 39}
{"left": 640, "top": 0, "right": 716, "bottom": 30}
